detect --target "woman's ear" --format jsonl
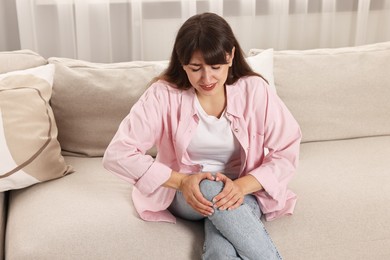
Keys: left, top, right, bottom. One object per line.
{"left": 228, "top": 46, "right": 235, "bottom": 67}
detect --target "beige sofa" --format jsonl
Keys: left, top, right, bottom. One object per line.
{"left": 1, "top": 42, "right": 390, "bottom": 260}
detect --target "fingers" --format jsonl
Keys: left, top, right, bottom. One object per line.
{"left": 212, "top": 173, "right": 245, "bottom": 211}
{"left": 214, "top": 172, "right": 226, "bottom": 182}
{"left": 193, "top": 185, "right": 213, "bottom": 207}
{"left": 182, "top": 186, "right": 214, "bottom": 216}
{"left": 212, "top": 174, "right": 233, "bottom": 203}
{"left": 216, "top": 193, "right": 244, "bottom": 211}
{"left": 180, "top": 174, "right": 214, "bottom": 216}
{"left": 187, "top": 190, "right": 214, "bottom": 216}
{"left": 203, "top": 172, "right": 215, "bottom": 181}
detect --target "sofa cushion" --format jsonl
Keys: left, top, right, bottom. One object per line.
{"left": 6, "top": 136, "right": 390, "bottom": 259}
{"left": 265, "top": 136, "right": 390, "bottom": 259}
{"left": 6, "top": 156, "right": 204, "bottom": 259}
{"left": 0, "top": 65, "right": 73, "bottom": 191}
{"left": 250, "top": 41, "right": 390, "bottom": 143}
{"left": 0, "top": 50, "right": 47, "bottom": 74}
{"left": 48, "top": 50, "right": 274, "bottom": 157}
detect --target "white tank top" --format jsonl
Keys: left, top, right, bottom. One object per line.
{"left": 187, "top": 96, "right": 241, "bottom": 179}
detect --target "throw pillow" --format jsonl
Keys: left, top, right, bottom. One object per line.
{"left": 48, "top": 58, "right": 169, "bottom": 157}
{"left": 246, "top": 48, "right": 276, "bottom": 92}
{"left": 0, "top": 64, "right": 73, "bottom": 191}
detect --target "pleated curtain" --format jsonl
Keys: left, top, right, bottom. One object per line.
{"left": 4, "top": 0, "right": 390, "bottom": 62}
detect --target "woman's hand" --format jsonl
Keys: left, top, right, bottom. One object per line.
{"left": 179, "top": 172, "right": 215, "bottom": 216}
{"left": 212, "top": 173, "right": 245, "bottom": 211}
{"left": 213, "top": 173, "right": 264, "bottom": 211}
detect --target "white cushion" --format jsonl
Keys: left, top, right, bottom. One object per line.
{"left": 247, "top": 48, "right": 276, "bottom": 92}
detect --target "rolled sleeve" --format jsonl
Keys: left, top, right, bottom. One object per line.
{"left": 134, "top": 161, "right": 172, "bottom": 195}
{"left": 103, "top": 84, "right": 172, "bottom": 195}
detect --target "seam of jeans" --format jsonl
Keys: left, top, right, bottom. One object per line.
{"left": 245, "top": 205, "right": 283, "bottom": 260}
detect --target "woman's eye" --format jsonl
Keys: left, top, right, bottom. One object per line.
{"left": 191, "top": 68, "right": 201, "bottom": 72}
{"left": 211, "top": 66, "right": 221, "bottom": 70}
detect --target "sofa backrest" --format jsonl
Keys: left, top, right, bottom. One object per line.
{"left": 251, "top": 41, "right": 390, "bottom": 143}
{"left": 3, "top": 42, "right": 390, "bottom": 156}
{"left": 47, "top": 51, "right": 274, "bottom": 157}
{"left": 0, "top": 50, "right": 47, "bottom": 74}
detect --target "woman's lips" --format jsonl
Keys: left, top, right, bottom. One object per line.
{"left": 200, "top": 83, "right": 217, "bottom": 91}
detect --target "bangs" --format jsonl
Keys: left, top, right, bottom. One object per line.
{"left": 199, "top": 37, "right": 230, "bottom": 65}
{"left": 180, "top": 36, "right": 230, "bottom": 66}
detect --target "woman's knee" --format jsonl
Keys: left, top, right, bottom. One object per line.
{"left": 199, "top": 179, "right": 224, "bottom": 201}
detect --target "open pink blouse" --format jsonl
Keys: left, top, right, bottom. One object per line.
{"left": 103, "top": 76, "right": 302, "bottom": 223}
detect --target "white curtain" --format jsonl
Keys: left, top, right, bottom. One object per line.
{"left": 0, "top": 0, "right": 20, "bottom": 52}
{"left": 11, "top": 0, "right": 390, "bottom": 62}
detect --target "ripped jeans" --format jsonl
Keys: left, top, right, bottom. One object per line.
{"left": 168, "top": 179, "right": 282, "bottom": 260}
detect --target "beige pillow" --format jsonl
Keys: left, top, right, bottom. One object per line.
{"left": 0, "top": 49, "right": 47, "bottom": 74}
{"left": 49, "top": 57, "right": 168, "bottom": 157}
{"left": 0, "top": 65, "right": 73, "bottom": 191}
{"left": 251, "top": 41, "right": 390, "bottom": 143}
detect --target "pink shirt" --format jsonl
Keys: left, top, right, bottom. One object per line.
{"left": 103, "top": 76, "right": 302, "bottom": 223}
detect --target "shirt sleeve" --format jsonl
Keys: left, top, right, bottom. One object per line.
{"left": 102, "top": 85, "right": 172, "bottom": 195}
{"left": 248, "top": 81, "right": 302, "bottom": 215}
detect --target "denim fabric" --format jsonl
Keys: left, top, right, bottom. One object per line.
{"left": 168, "top": 179, "right": 282, "bottom": 260}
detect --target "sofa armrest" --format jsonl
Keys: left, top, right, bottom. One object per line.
{"left": 0, "top": 192, "right": 7, "bottom": 260}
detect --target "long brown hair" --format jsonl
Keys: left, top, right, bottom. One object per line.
{"left": 160, "top": 12, "right": 261, "bottom": 90}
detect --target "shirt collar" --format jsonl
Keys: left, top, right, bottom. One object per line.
{"left": 225, "top": 82, "right": 242, "bottom": 118}
{"left": 182, "top": 82, "right": 243, "bottom": 119}
{"left": 181, "top": 87, "right": 198, "bottom": 119}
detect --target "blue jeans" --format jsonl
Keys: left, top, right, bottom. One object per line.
{"left": 168, "top": 179, "right": 282, "bottom": 260}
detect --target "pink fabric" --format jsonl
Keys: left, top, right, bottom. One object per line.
{"left": 103, "top": 76, "right": 302, "bottom": 222}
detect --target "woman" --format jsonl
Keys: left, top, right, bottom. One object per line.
{"left": 103, "top": 12, "right": 301, "bottom": 259}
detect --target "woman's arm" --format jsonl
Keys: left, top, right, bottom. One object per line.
{"left": 103, "top": 85, "right": 172, "bottom": 195}
{"left": 247, "top": 78, "right": 302, "bottom": 214}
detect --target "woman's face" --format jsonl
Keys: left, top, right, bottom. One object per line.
{"left": 183, "top": 50, "right": 233, "bottom": 99}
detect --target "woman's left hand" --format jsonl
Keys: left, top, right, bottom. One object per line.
{"left": 212, "top": 173, "right": 245, "bottom": 211}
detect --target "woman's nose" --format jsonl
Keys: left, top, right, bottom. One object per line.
{"left": 201, "top": 68, "right": 212, "bottom": 82}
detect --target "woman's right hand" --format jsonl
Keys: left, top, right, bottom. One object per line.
{"left": 179, "top": 172, "right": 215, "bottom": 216}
